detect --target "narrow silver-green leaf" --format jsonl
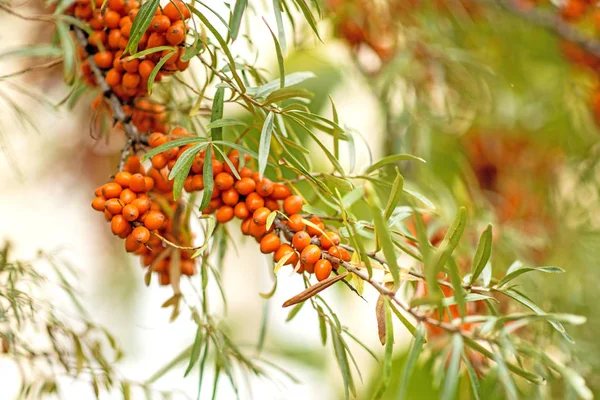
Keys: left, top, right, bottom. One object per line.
{"left": 184, "top": 325, "right": 203, "bottom": 377}
{"left": 258, "top": 112, "right": 275, "bottom": 177}
{"left": 229, "top": 0, "right": 247, "bottom": 41}
{"left": 373, "top": 300, "right": 394, "bottom": 400}
{"left": 264, "top": 19, "right": 285, "bottom": 89}
{"left": 272, "top": 0, "right": 287, "bottom": 52}
{"left": 469, "top": 224, "right": 493, "bottom": 285}
{"left": 124, "top": 0, "right": 160, "bottom": 55}
{"left": 497, "top": 265, "right": 564, "bottom": 288}
{"left": 398, "top": 325, "right": 426, "bottom": 400}
{"left": 383, "top": 168, "right": 404, "bottom": 220}
{"left": 199, "top": 145, "right": 214, "bottom": 211}
{"left": 147, "top": 50, "right": 176, "bottom": 94}
{"left": 364, "top": 154, "right": 425, "bottom": 174}
{"left": 441, "top": 334, "right": 463, "bottom": 400}
{"left": 169, "top": 143, "right": 205, "bottom": 200}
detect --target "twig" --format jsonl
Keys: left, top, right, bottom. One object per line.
{"left": 72, "top": 27, "right": 147, "bottom": 162}
{"left": 0, "top": 4, "right": 53, "bottom": 23}
{"left": 0, "top": 59, "right": 63, "bottom": 80}
{"left": 492, "top": 0, "right": 600, "bottom": 57}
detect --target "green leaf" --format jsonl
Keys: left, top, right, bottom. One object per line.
{"left": 493, "top": 351, "right": 518, "bottom": 400}
{"left": 185, "top": 325, "right": 203, "bottom": 377}
{"left": 498, "top": 289, "right": 573, "bottom": 343}
{"left": 383, "top": 168, "right": 404, "bottom": 220}
{"left": 181, "top": 30, "right": 203, "bottom": 62}
{"left": 434, "top": 207, "right": 467, "bottom": 272}
{"left": 142, "top": 137, "right": 205, "bottom": 161}
{"left": 447, "top": 257, "right": 466, "bottom": 318}
{"left": 388, "top": 302, "right": 419, "bottom": 339}
{"left": 126, "top": 45, "right": 176, "bottom": 60}
{"left": 331, "top": 325, "right": 356, "bottom": 399}
{"left": 366, "top": 184, "right": 400, "bottom": 289}
{"left": 147, "top": 50, "right": 176, "bottom": 94}
{"left": 373, "top": 300, "right": 394, "bottom": 400}
{"left": 364, "top": 154, "right": 425, "bottom": 174}
{"left": 285, "top": 302, "right": 304, "bottom": 322}
{"left": 258, "top": 112, "right": 275, "bottom": 177}
{"left": 264, "top": 19, "right": 284, "bottom": 89}
{"left": 462, "top": 351, "right": 481, "bottom": 400}
{"left": 169, "top": 143, "right": 205, "bottom": 200}
{"left": 210, "top": 88, "right": 225, "bottom": 157}
{"left": 191, "top": 7, "right": 245, "bottom": 91}
{"left": 264, "top": 88, "right": 313, "bottom": 104}
{"left": 398, "top": 325, "right": 426, "bottom": 400}
{"left": 229, "top": 0, "right": 247, "bottom": 41}
{"left": 199, "top": 145, "right": 214, "bottom": 211}
{"left": 124, "top": 0, "right": 160, "bottom": 55}
{"left": 441, "top": 334, "right": 463, "bottom": 400}
{"left": 322, "top": 174, "right": 353, "bottom": 192}
{"left": 469, "top": 224, "right": 493, "bottom": 285}
{"left": 497, "top": 265, "right": 564, "bottom": 288}
{"left": 56, "top": 23, "right": 76, "bottom": 84}
{"left": 0, "top": 45, "right": 62, "bottom": 60}
{"left": 206, "top": 118, "right": 247, "bottom": 129}
{"left": 272, "top": 0, "right": 287, "bottom": 52}
{"left": 289, "top": 116, "right": 345, "bottom": 175}
{"left": 248, "top": 71, "right": 316, "bottom": 98}
{"left": 291, "top": 0, "right": 322, "bottom": 41}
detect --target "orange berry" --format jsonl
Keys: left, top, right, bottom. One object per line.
{"left": 215, "top": 172, "right": 234, "bottom": 191}
{"left": 303, "top": 261, "right": 315, "bottom": 274}
{"left": 246, "top": 193, "right": 265, "bottom": 213}
{"left": 163, "top": 0, "right": 190, "bottom": 21}
{"left": 252, "top": 207, "right": 271, "bottom": 225}
{"left": 104, "top": 10, "right": 121, "bottom": 28}
{"left": 260, "top": 233, "right": 281, "bottom": 254}
{"left": 95, "top": 186, "right": 103, "bottom": 197}
{"left": 91, "top": 196, "right": 106, "bottom": 211}
{"left": 306, "top": 216, "right": 324, "bottom": 236}
{"left": 88, "top": 30, "right": 106, "bottom": 47}
{"left": 151, "top": 14, "right": 171, "bottom": 32}
{"left": 152, "top": 153, "right": 168, "bottom": 169}
{"left": 314, "top": 259, "right": 333, "bottom": 281}
{"left": 320, "top": 231, "right": 341, "bottom": 250}
{"left": 148, "top": 132, "right": 166, "bottom": 148}
{"left": 191, "top": 175, "right": 204, "bottom": 191}
{"left": 115, "top": 171, "right": 132, "bottom": 187}
{"left": 129, "top": 173, "right": 146, "bottom": 192}
{"left": 255, "top": 178, "right": 274, "bottom": 197}
{"left": 181, "top": 260, "right": 196, "bottom": 275}
{"left": 122, "top": 72, "right": 141, "bottom": 89}
{"left": 249, "top": 220, "right": 268, "bottom": 241}
{"left": 147, "top": 32, "right": 166, "bottom": 48}
{"left": 93, "top": 51, "right": 114, "bottom": 69}
{"left": 107, "top": 0, "right": 125, "bottom": 13}
{"left": 239, "top": 167, "right": 253, "bottom": 178}
{"left": 125, "top": 233, "right": 142, "bottom": 252}
{"left": 131, "top": 226, "right": 150, "bottom": 244}
{"left": 211, "top": 159, "right": 224, "bottom": 175}
{"left": 122, "top": 204, "right": 139, "bottom": 221}
{"left": 241, "top": 217, "right": 252, "bottom": 234}
{"left": 221, "top": 188, "right": 239, "bottom": 206}
{"left": 144, "top": 176, "right": 154, "bottom": 192}
{"left": 191, "top": 156, "right": 204, "bottom": 174}
{"left": 165, "top": 23, "right": 185, "bottom": 45}
{"left": 105, "top": 198, "right": 124, "bottom": 214}
{"left": 139, "top": 59, "right": 156, "bottom": 79}
{"left": 235, "top": 177, "right": 256, "bottom": 195}
{"left": 104, "top": 209, "right": 113, "bottom": 221}
{"left": 271, "top": 183, "right": 292, "bottom": 200}
{"left": 288, "top": 214, "right": 305, "bottom": 232}
{"left": 283, "top": 195, "right": 303, "bottom": 215}
{"left": 111, "top": 215, "right": 129, "bottom": 235}
{"left": 122, "top": 57, "right": 140, "bottom": 73}
{"left": 234, "top": 202, "right": 250, "bottom": 219}
{"left": 215, "top": 205, "right": 234, "bottom": 223}
{"left": 274, "top": 244, "right": 299, "bottom": 266}
{"left": 292, "top": 231, "right": 311, "bottom": 252}
{"left": 265, "top": 198, "right": 280, "bottom": 212}
{"left": 119, "top": 188, "right": 137, "bottom": 204}
{"left": 210, "top": 187, "right": 221, "bottom": 200}
{"left": 102, "top": 182, "right": 123, "bottom": 199}
{"left": 118, "top": 223, "right": 133, "bottom": 239}
{"left": 144, "top": 211, "right": 166, "bottom": 230}
{"left": 107, "top": 29, "right": 122, "bottom": 49}
{"left": 131, "top": 197, "right": 151, "bottom": 214}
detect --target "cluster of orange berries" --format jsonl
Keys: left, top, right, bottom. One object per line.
{"left": 144, "top": 129, "right": 353, "bottom": 281}
{"left": 70, "top": 0, "right": 191, "bottom": 101}
{"left": 91, "top": 154, "right": 194, "bottom": 285}
{"left": 92, "top": 96, "right": 168, "bottom": 134}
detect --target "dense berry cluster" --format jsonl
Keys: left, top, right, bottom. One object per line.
{"left": 70, "top": 0, "right": 190, "bottom": 101}
{"left": 145, "top": 130, "right": 353, "bottom": 282}
{"left": 91, "top": 153, "right": 195, "bottom": 285}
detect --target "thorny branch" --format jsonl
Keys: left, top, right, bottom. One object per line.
{"left": 71, "top": 27, "right": 147, "bottom": 170}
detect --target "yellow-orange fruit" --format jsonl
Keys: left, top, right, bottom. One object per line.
{"left": 300, "top": 244, "right": 321, "bottom": 265}
{"left": 274, "top": 244, "right": 299, "bottom": 266}
{"left": 314, "top": 259, "right": 333, "bottom": 281}
{"left": 144, "top": 211, "right": 166, "bottom": 230}
{"left": 320, "top": 231, "right": 341, "bottom": 250}
{"left": 105, "top": 198, "right": 124, "bottom": 215}
{"left": 252, "top": 207, "right": 271, "bottom": 226}
{"left": 92, "top": 196, "right": 106, "bottom": 211}
{"left": 216, "top": 205, "right": 234, "bottom": 223}
{"left": 131, "top": 226, "right": 150, "bottom": 244}
{"left": 287, "top": 214, "right": 305, "bottom": 232}
{"left": 292, "top": 231, "right": 311, "bottom": 252}
{"left": 283, "top": 195, "right": 303, "bottom": 215}
{"left": 260, "top": 233, "right": 280, "bottom": 254}
{"left": 111, "top": 215, "right": 129, "bottom": 235}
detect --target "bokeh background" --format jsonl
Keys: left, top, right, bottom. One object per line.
{"left": 1, "top": 0, "right": 600, "bottom": 398}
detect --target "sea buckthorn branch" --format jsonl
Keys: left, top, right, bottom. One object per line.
{"left": 492, "top": 0, "right": 600, "bottom": 57}
{"left": 72, "top": 27, "right": 145, "bottom": 148}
